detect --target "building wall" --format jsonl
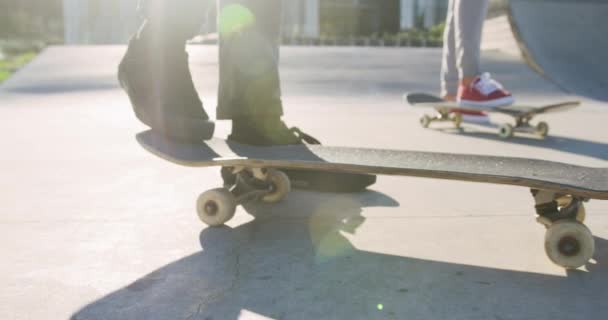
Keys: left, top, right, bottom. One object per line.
{"left": 319, "top": 0, "right": 401, "bottom": 37}
{"left": 282, "top": 0, "right": 320, "bottom": 38}
{"left": 63, "top": 0, "right": 139, "bottom": 44}
{"left": 62, "top": 0, "right": 446, "bottom": 44}
{"left": 0, "top": 0, "right": 63, "bottom": 40}
{"left": 400, "top": 0, "right": 448, "bottom": 30}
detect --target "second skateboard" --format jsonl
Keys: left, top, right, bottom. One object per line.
{"left": 405, "top": 92, "right": 580, "bottom": 139}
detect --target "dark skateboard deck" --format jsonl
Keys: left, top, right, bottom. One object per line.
{"left": 137, "top": 130, "right": 608, "bottom": 199}
{"left": 137, "top": 130, "right": 607, "bottom": 268}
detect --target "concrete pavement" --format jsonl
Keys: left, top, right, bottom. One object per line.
{"left": 1, "top": 46, "right": 607, "bottom": 320}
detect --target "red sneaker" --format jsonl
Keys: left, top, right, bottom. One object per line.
{"left": 458, "top": 73, "right": 514, "bottom": 108}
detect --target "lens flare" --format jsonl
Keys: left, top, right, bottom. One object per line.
{"left": 218, "top": 4, "right": 256, "bottom": 37}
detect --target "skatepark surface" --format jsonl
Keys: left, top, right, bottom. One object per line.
{"left": 1, "top": 40, "right": 608, "bottom": 319}
{"left": 507, "top": 0, "right": 608, "bottom": 102}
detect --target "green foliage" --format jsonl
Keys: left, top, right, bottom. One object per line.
{"left": 319, "top": 0, "right": 400, "bottom": 37}
{"left": 218, "top": 4, "right": 256, "bottom": 38}
{"left": 0, "top": 51, "right": 37, "bottom": 83}
{"left": 428, "top": 22, "right": 446, "bottom": 41}
{"left": 320, "top": 6, "right": 360, "bottom": 37}
{"left": 0, "top": 70, "right": 11, "bottom": 83}
{"left": 390, "top": 22, "right": 445, "bottom": 47}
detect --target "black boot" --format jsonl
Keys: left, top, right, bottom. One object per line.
{"left": 227, "top": 116, "right": 376, "bottom": 193}
{"left": 229, "top": 116, "right": 313, "bottom": 146}
{"left": 118, "top": 2, "right": 214, "bottom": 142}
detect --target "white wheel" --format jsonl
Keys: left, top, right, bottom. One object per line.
{"left": 544, "top": 221, "right": 594, "bottom": 269}
{"left": 420, "top": 115, "right": 432, "bottom": 128}
{"left": 452, "top": 113, "right": 463, "bottom": 129}
{"left": 536, "top": 121, "right": 549, "bottom": 138}
{"left": 196, "top": 188, "right": 237, "bottom": 227}
{"left": 262, "top": 169, "right": 291, "bottom": 203}
{"left": 498, "top": 123, "right": 514, "bottom": 139}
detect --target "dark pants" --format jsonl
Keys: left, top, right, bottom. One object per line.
{"left": 119, "top": 0, "right": 283, "bottom": 134}
{"left": 217, "top": 0, "right": 283, "bottom": 119}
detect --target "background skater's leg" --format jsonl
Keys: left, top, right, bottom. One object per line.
{"left": 454, "top": 0, "right": 489, "bottom": 85}
{"left": 454, "top": 0, "right": 513, "bottom": 107}
{"left": 440, "top": 0, "right": 459, "bottom": 101}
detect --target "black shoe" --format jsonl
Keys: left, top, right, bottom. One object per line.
{"left": 226, "top": 117, "right": 376, "bottom": 193}
{"left": 229, "top": 117, "right": 313, "bottom": 146}
{"left": 118, "top": 19, "right": 214, "bottom": 142}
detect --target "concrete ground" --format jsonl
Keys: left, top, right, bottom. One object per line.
{"left": 1, "top": 46, "right": 607, "bottom": 320}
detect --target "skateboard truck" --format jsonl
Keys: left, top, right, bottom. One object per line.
{"left": 530, "top": 189, "right": 594, "bottom": 269}
{"left": 531, "top": 189, "right": 586, "bottom": 227}
{"left": 502, "top": 115, "right": 549, "bottom": 139}
{"left": 228, "top": 167, "right": 285, "bottom": 202}
{"left": 420, "top": 110, "right": 462, "bottom": 129}
{"left": 196, "top": 166, "right": 291, "bottom": 227}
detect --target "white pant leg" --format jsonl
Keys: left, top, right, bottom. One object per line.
{"left": 440, "top": 0, "right": 458, "bottom": 97}
{"left": 455, "top": 0, "right": 489, "bottom": 79}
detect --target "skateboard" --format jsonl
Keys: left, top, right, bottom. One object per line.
{"left": 137, "top": 130, "right": 608, "bottom": 269}
{"left": 405, "top": 92, "right": 581, "bottom": 139}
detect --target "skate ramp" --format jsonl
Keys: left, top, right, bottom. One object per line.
{"left": 508, "top": 0, "right": 608, "bottom": 102}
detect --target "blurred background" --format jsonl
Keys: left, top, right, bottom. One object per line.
{"left": 0, "top": 0, "right": 470, "bottom": 44}
{"left": 0, "top": 0, "right": 512, "bottom": 45}
{"left": 0, "top": 0, "right": 509, "bottom": 83}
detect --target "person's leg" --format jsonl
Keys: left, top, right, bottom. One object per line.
{"left": 118, "top": 0, "right": 214, "bottom": 141}
{"left": 454, "top": 0, "right": 489, "bottom": 86}
{"left": 215, "top": 0, "right": 375, "bottom": 192}
{"left": 216, "top": 0, "right": 308, "bottom": 146}
{"left": 440, "top": 0, "right": 459, "bottom": 101}
{"left": 216, "top": 0, "right": 283, "bottom": 120}
{"left": 454, "top": 0, "right": 513, "bottom": 107}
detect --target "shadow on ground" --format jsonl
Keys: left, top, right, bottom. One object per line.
{"left": 70, "top": 190, "right": 608, "bottom": 320}
{"left": 436, "top": 127, "right": 608, "bottom": 162}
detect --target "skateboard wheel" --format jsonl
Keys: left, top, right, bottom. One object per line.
{"left": 452, "top": 113, "right": 463, "bottom": 129}
{"left": 544, "top": 220, "right": 594, "bottom": 269}
{"left": 498, "top": 123, "right": 514, "bottom": 139}
{"left": 536, "top": 121, "right": 549, "bottom": 138}
{"left": 262, "top": 169, "right": 291, "bottom": 204}
{"left": 420, "top": 115, "right": 432, "bottom": 128}
{"left": 196, "top": 188, "right": 237, "bottom": 227}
